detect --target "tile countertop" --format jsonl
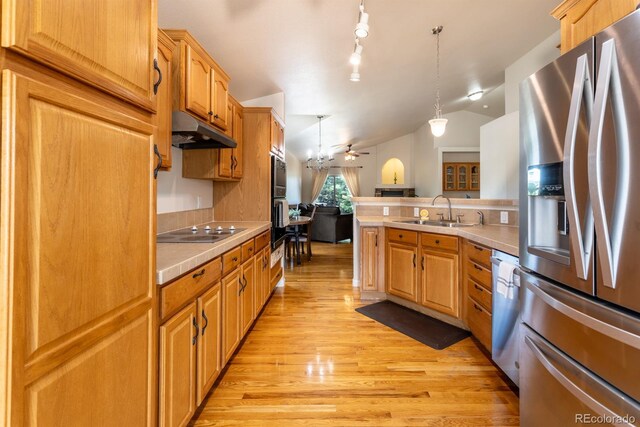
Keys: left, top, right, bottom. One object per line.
{"left": 357, "top": 216, "right": 519, "bottom": 257}
{"left": 156, "top": 221, "right": 271, "bottom": 285}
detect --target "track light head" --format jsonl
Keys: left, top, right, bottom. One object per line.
{"left": 355, "top": 12, "right": 369, "bottom": 38}
{"left": 349, "top": 44, "right": 363, "bottom": 65}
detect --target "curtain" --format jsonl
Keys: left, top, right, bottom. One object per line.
{"left": 311, "top": 169, "right": 330, "bottom": 202}
{"left": 341, "top": 167, "right": 361, "bottom": 197}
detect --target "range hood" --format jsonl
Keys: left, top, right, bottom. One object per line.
{"left": 171, "top": 111, "right": 237, "bottom": 149}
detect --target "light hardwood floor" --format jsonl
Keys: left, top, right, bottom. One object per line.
{"left": 190, "top": 242, "right": 519, "bottom": 426}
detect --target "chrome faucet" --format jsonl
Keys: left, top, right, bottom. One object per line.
{"left": 477, "top": 210, "right": 484, "bottom": 225}
{"left": 432, "top": 195, "right": 452, "bottom": 221}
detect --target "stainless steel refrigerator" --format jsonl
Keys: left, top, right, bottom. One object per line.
{"left": 519, "top": 9, "right": 640, "bottom": 426}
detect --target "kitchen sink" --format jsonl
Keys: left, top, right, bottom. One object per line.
{"left": 394, "top": 219, "right": 476, "bottom": 228}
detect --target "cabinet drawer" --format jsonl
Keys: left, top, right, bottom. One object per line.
{"left": 467, "top": 260, "right": 492, "bottom": 289}
{"left": 421, "top": 233, "right": 458, "bottom": 251}
{"left": 467, "top": 277, "right": 492, "bottom": 313}
{"left": 465, "top": 240, "right": 491, "bottom": 269}
{"left": 242, "top": 239, "right": 255, "bottom": 262}
{"left": 387, "top": 228, "right": 418, "bottom": 245}
{"left": 160, "top": 257, "right": 221, "bottom": 321}
{"left": 255, "top": 230, "right": 271, "bottom": 251}
{"left": 467, "top": 296, "right": 492, "bottom": 352}
{"left": 222, "top": 246, "right": 242, "bottom": 276}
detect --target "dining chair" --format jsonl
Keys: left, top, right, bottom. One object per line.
{"left": 298, "top": 205, "right": 317, "bottom": 259}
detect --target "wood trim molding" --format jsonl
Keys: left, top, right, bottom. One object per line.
{"left": 551, "top": 0, "right": 585, "bottom": 19}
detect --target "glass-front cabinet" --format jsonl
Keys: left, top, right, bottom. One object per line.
{"left": 442, "top": 162, "right": 480, "bottom": 191}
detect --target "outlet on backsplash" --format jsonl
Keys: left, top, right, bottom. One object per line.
{"left": 383, "top": 207, "right": 389, "bottom": 216}
{"left": 413, "top": 208, "right": 419, "bottom": 217}
{"left": 500, "top": 211, "right": 509, "bottom": 224}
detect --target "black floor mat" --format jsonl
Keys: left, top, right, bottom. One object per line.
{"left": 355, "top": 300, "right": 470, "bottom": 350}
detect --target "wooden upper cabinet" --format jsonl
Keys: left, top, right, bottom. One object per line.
{"left": 270, "top": 114, "right": 285, "bottom": 158}
{"left": 552, "top": 0, "right": 640, "bottom": 53}
{"left": 156, "top": 30, "right": 176, "bottom": 170}
{"left": 231, "top": 98, "right": 244, "bottom": 179}
{"left": 160, "top": 303, "right": 197, "bottom": 427}
{"left": 185, "top": 45, "right": 212, "bottom": 121}
{"left": 211, "top": 66, "right": 230, "bottom": 131}
{"left": 442, "top": 163, "right": 479, "bottom": 192}
{"left": 4, "top": 69, "right": 157, "bottom": 425}
{"left": 2, "top": 0, "right": 158, "bottom": 111}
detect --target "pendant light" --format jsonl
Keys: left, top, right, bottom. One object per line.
{"left": 428, "top": 26, "right": 447, "bottom": 138}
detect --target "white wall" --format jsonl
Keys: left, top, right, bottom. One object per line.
{"left": 414, "top": 110, "right": 493, "bottom": 197}
{"left": 480, "top": 112, "right": 520, "bottom": 199}
{"left": 505, "top": 30, "right": 560, "bottom": 114}
{"left": 285, "top": 151, "right": 302, "bottom": 203}
{"left": 157, "top": 147, "right": 214, "bottom": 214}
{"left": 241, "top": 92, "right": 286, "bottom": 121}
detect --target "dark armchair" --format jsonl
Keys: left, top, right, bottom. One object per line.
{"left": 297, "top": 204, "right": 353, "bottom": 243}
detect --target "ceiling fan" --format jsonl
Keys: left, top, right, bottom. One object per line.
{"left": 332, "top": 143, "right": 370, "bottom": 161}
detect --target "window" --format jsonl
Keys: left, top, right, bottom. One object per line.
{"left": 314, "top": 175, "right": 353, "bottom": 213}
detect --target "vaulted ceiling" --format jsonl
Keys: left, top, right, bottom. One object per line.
{"left": 159, "top": 0, "right": 559, "bottom": 159}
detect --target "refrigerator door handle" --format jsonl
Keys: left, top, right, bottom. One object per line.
{"left": 524, "top": 333, "right": 638, "bottom": 422}
{"left": 588, "top": 39, "right": 630, "bottom": 290}
{"left": 526, "top": 277, "right": 640, "bottom": 349}
{"left": 563, "top": 54, "right": 594, "bottom": 280}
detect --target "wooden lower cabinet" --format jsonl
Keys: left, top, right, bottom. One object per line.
{"left": 254, "top": 247, "right": 271, "bottom": 314}
{"left": 462, "top": 239, "right": 493, "bottom": 352}
{"left": 240, "top": 257, "right": 256, "bottom": 336}
{"left": 467, "top": 297, "right": 492, "bottom": 351}
{"left": 160, "top": 303, "right": 197, "bottom": 427}
{"left": 222, "top": 269, "right": 242, "bottom": 363}
{"left": 361, "top": 227, "right": 379, "bottom": 291}
{"left": 196, "top": 284, "right": 222, "bottom": 405}
{"left": 420, "top": 248, "right": 459, "bottom": 317}
{"left": 386, "top": 242, "right": 418, "bottom": 302}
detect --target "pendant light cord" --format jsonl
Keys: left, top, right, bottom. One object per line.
{"left": 434, "top": 27, "right": 442, "bottom": 119}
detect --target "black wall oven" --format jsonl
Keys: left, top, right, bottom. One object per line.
{"left": 271, "top": 155, "right": 287, "bottom": 248}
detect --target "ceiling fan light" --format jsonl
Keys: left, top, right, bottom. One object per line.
{"left": 429, "top": 118, "right": 448, "bottom": 137}
{"left": 468, "top": 90, "right": 484, "bottom": 101}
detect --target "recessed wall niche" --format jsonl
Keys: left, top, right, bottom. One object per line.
{"left": 381, "top": 158, "right": 405, "bottom": 185}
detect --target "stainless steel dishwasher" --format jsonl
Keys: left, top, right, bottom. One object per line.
{"left": 491, "top": 250, "right": 520, "bottom": 386}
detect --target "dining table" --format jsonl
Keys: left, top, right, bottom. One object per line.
{"left": 288, "top": 215, "right": 312, "bottom": 265}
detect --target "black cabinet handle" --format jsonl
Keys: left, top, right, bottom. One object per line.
{"left": 153, "top": 144, "right": 163, "bottom": 179}
{"left": 435, "top": 239, "right": 440, "bottom": 244}
{"left": 192, "top": 317, "right": 199, "bottom": 345}
{"left": 208, "top": 111, "right": 214, "bottom": 116}
{"left": 242, "top": 275, "right": 247, "bottom": 292}
{"left": 474, "top": 284, "right": 484, "bottom": 292}
{"left": 153, "top": 58, "right": 162, "bottom": 95}
{"left": 201, "top": 309, "right": 208, "bottom": 335}
{"left": 473, "top": 264, "right": 483, "bottom": 272}
{"left": 473, "top": 304, "right": 483, "bottom": 312}
{"left": 238, "top": 277, "right": 243, "bottom": 296}
{"left": 399, "top": 234, "right": 403, "bottom": 238}
{"left": 413, "top": 253, "right": 416, "bottom": 268}
{"left": 473, "top": 245, "right": 484, "bottom": 252}
{"left": 421, "top": 256, "right": 425, "bottom": 271}
{"left": 375, "top": 235, "right": 378, "bottom": 247}
{"left": 192, "top": 269, "right": 205, "bottom": 279}
{"left": 231, "top": 156, "right": 236, "bottom": 170}
{"left": 214, "top": 114, "right": 219, "bottom": 119}
{"left": 249, "top": 247, "right": 253, "bottom": 253}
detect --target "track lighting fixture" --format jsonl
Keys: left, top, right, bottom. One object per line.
{"left": 354, "top": 1, "right": 369, "bottom": 38}
{"left": 350, "top": 43, "right": 363, "bottom": 66}
{"left": 350, "top": 64, "right": 361, "bottom": 82}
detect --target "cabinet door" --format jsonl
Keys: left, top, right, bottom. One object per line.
{"left": 3, "top": 70, "right": 156, "bottom": 426}
{"left": 443, "top": 163, "right": 456, "bottom": 191}
{"left": 222, "top": 270, "right": 241, "bottom": 363}
{"left": 196, "top": 284, "right": 222, "bottom": 405}
{"left": 361, "top": 228, "right": 379, "bottom": 291}
{"left": 155, "top": 32, "right": 174, "bottom": 169}
{"left": 2, "top": 0, "right": 157, "bottom": 110}
{"left": 211, "top": 71, "right": 229, "bottom": 130}
{"left": 185, "top": 45, "right": 211, "bottom": 120}
{"left": 278, "top": 123, "right": 285, "bottom": 155}
{"left": 270, "top": 118, "right": 280, "bottom": 155}
{"left": 160, "top": 303, "right": 197, "bottom": 427}
{"left": 240, "top": 258, "right": 256, "bottom": 336}
{"left": 217, "top": 148, "right": 233, "bottom": 179}
{"left": 386, "top": 243, "right": 418, "bottom": 302}
{"left": 469, "top": 163, "right": 480, "bottom": 191}
{"left": 253, "top": 249, "right": 265, "bottom": 314}
{"left": 420, "top": 249, "right": 459, "bottom": 317}
{"left": 232, "top": 105, "right": 244, "bottom": 178}
{"left": 456, "top": 164, "right": 468, "bottom": 191}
